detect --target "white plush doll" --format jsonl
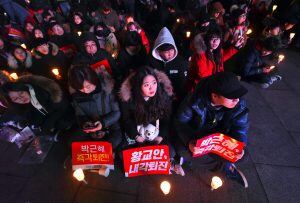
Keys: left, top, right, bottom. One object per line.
{"left": 137, "top": 120, "right": 159, "bottom": 141}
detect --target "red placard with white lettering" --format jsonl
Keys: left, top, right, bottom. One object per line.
{"left": 72, "top": 141, "right": 114, "bottom": 170}
{"left": 90, "top": 59, "right": 112, "bottom": 75}
{"left": 193, "top": 133, "right": 245, "bottom": 162}
{"left": 123, "top": 145, "right": 170, "bottom": 177}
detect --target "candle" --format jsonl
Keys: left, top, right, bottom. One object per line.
{"left": 73, "top": 169, "right": 88, "bottom": 184}
{"left": 160, "top": 181, "right": 171, "bottom": 195}
{"left": 186, "top": 31, "right": 191, "bottom": 38}
{"left": 176, "top": 18, "right": 180, "bottom": 23}
{"left": 272, "top": 5, "right": 277, "bottom": 12}
{"left": 246, "top": 29, "right": 252, "bottom": 35}
{"left": 77, "top": 31, "right": 82, "bottom": 36}
{"left": 21, "top": 43, "right": 27, "bottom": 49}
{"left": 52, "top": 68, "right": 60, "bottom": 76}
{"left": 269, "top": 65, "right": 276, "bottom": 70}
{"left": 278, "top": 55, "right": 285, "bottom": 63}
{"left": 10, "top": 72, "right": 18, "bottom": 80}
{"left": 290, "top": 33, "right": 296, "bottom": 41}
{"left": 211, "top": 176, "right": 223, "bottom": 190}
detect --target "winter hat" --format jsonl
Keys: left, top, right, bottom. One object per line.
{"left": 209, "top": 72, "right": 248, "bottom": 99}
{"left": 94, "top": 22, "right": 111, "bottom": 38}
{"left": 31, "top": 37, "right": 48, "bottom": 48}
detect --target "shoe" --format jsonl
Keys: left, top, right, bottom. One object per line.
{"left": 260, "top": 83, "right": 270, "bottom": 89}
{"left": 271, "top": 75, "right": 282, "bottom": 82}
{"left": 224, "top": 163, "right": 248, "bottom": 188}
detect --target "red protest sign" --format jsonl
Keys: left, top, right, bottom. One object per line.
{"left": 90, "top": 59, "right": 112, "bottom": 75}
{"left": 72, "top": 141, "right": 114, "bottom": 170}
{"left": 123, "top": 145, "right": 170, "bottom": 177}
{"left": 193, "top": 133, "right": 245, "bottom": 162}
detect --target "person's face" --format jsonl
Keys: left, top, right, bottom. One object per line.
{"left": 37, "top": 44, "right": 49, "bottom": 55}
{"left": 85, "top": 41, "right": 97, "bottom": 55}
{"left": 270, "top": 27, "right": 280, "bottom": 36}
{"left": 158, "top": 48, "right": 175, "bottom": 61}
{"left": 211, "top": 93, "right": 239, "bottom": 109}
{"left": 14, "top": 48, "right": 26, "bottom": 61}
{"left": 141, "top": 75, "right": 157, "bottom": 98}
{"left": 26, "top": 23, "right": 34, "bottom": 32}
{"left": 74, "top": 15, "right": 82, "bottom": 25}
{"left": 209, "top": 37, "right": 221, "bottom": 50}
{"left": 128, "top": 24, "right": 138, "bottom": 32}
{"left": 34, "top": 29, "right": 44, "bottom": 38}
{"left": 52, "top": 25, "right": 64, "bottom": 36}
{"left": 237, "top": 14, "right": 246, "bottom": 25}
{"left": 8, "top": 91, "right": 31, "bottom": 104}
{"left": 79, "top": 80, "right": 96, "bottom": 94}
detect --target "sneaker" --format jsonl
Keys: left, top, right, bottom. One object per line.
{"left": 224, "top": 163, "right": 248, "bottom": 188}
{"left": 260, "top": 83, "right": 270, "bottom": 89}
{"left": 271, "top": 75, "right": 282, "bottom": 82}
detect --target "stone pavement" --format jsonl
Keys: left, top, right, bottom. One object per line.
{"left": 0, "top": 50, "right": 300, "bottom": 203}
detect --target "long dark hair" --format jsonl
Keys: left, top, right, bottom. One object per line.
{"left": 204, "top": 28, "right": 222, "bottom": 72}
{"left": 131, "top": 66, "right": 171, "bottom": 125}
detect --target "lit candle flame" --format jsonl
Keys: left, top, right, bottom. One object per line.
{"left": 10, "top": 72, "right": 18, "bottom": 80}
{"left": 290, "top": 33, "right": 296, "bottom": 41}
{"left": 52, "top": 68, "right": 60, "bottom": 76}
{"left": 21, "top": 43, "right": 27, "bottom": 49}
{"left": 269, "top": 65, "right": 276, "bottom": 70}
{"left": 246, "top": 29, "right": 252, "bottom": 35}
{"left": 176, "top": 18, "right": 180, "bottom": 23}
{"left": 186, "top": 31, "right": 191, "bottom": 38}
{"left": 112, "top": 53, "right": 116, "bottom": 58}
{"left": 211, "top": 176, "right": 223, "bottom": 190}
{"left": 272, "top": 5, "right": 277, "bottom": 12}
{"left": 4, "top": 12, "right": 7, "bottom": 16}
{"left": 77, "top": 31, "right": 82, "bottom": 36}
{"left": 278, "top": 55, "right": 285, "bottom": 63}
{"left": 160, "top": 181, "right": 171, "bottom": 195}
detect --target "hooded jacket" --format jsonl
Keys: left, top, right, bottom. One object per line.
{"left": 119, "top": 69, "right": 173, "bottom": 139}
{"left": 71, "top": 74, "right": 120, "bottom": 130}
{"left": 31, "top": 42, "right": 69, "bottom": 81}
{"left": 148, "top": 27, "right": 188, "bottom": 101}
{"left": 7, "top": 51, "right": 33, "bottom": 74}
{"left": 176, "top": 76, "right": 249, "bottom": 146}
{"left": 12, "top": 75, "right": 69, "bottom": 131}
{"left": 73, "top": 32, "right": 118, "bottom": 79}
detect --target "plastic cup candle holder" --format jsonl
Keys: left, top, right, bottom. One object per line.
{"left": 160, "top": 181, "right": 171, "bottom": 195}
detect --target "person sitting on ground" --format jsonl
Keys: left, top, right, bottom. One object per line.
{"left": 237, "top": 36, "right": 282, "bottom": 88}
{"left": 68, "top": 64, "right": 122, "bottom": 150}
{"left": 119, "top": 65, "right": 185, "bottom": 175}
{"left": 1, "top": 74, "right": 72, "bottom": 135}
{"left": 187, "top": 27, "right": 244, "bottom": 91}
{"left": 149, "top": 27, "right": 189, "bottom": 104}
{"left": 175, "top": 71, "right": 249, "bottom": 187}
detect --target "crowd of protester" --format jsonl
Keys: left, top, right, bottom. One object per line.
{"left": 0, "top": 0, "right": 299, "bottom": 188}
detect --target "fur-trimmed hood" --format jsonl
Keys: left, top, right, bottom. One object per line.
{"left": 119, "top": 69, "right": 173, "bottom": 102}
{"left": 7, "top": 51, "right": 33, "bottom": 69}
{"left": 33, "top": 42, "right": 60, "bottom": 59}
{"left": 18, "top": 74, "right": 63, "bottom": 103}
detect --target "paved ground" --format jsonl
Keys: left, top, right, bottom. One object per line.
{"left": 0, "top": 49, "right": 300, "bottom": 203}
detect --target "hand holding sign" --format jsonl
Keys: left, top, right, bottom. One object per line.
{"left": 192, "top": 133, "right": 245, "bottom": 162}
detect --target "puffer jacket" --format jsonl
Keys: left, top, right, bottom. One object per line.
{"left": 119, "top": 69, "right": 173, "bottom": 139}
{"left": 71, "top": 74, "right": 120, "bottom": 130}
{"left": 176, "top": 76, "right": 249, "bottom": 145}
